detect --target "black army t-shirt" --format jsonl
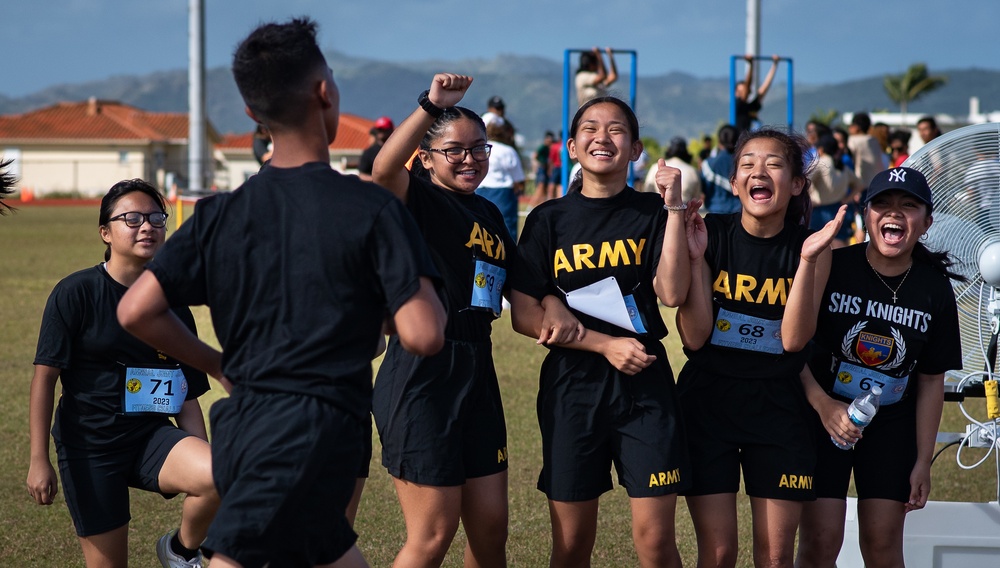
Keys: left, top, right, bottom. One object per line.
{"left": 405, "top": 173, "right": 516, "bottom": 342}
{"left": 684, "top": 213, "right": 812, "bottom": 379}
{"left": 513, "top": 187, "right": 669, "bottom": 340}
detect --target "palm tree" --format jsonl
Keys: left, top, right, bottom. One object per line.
{"left": 883, "top": 63, "right": 947, "bottom": 121}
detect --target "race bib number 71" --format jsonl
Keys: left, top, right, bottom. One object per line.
{"left": 121, "top": 366, "right": 187, "bottom": 415}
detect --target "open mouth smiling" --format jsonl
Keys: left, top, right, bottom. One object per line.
{"left": 749, "top": 184, "right": 773, "bottom": 201}
{"left": 880, "top": 222, "right": 905, "bottom": 245}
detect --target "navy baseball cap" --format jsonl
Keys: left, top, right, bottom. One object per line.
{"left": 865, "top": 167, "right": 933, "bottom": 206}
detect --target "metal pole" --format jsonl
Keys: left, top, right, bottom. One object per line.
{"left": 188, "top": 0, "right": 206, "bottom": 192}
{"left": 562, "top": 49, "right": 571, "bottom": 195}
{"left": 746, "top": 0, "right": 761, "bottom": 88}
{"left": 786, "top": 58, "right": 795, "bottom": 131}
{"left": 729, "top": 55, "right": 738, "bottom": 126}
{"left": 628, "top": 52, "right": 637, "bottom": 188}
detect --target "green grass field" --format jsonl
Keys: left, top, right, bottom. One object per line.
{"left": 1, "top": 204, "right": 997, "bottom": 566}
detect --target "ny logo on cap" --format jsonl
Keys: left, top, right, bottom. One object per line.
{"left": 888, "top": 168, "right": 907, "bottom": 183}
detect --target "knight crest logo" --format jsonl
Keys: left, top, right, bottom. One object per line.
{"left": 716, "top": 319, "right": 731, "bottom": 332}
{"left": 857, "top": 331, "right": 893, "bottom": 365}
{"left": 837, "top": 370, "right": 853, "bottom": 384}
{"left": 474, "top": 272, "right": 487, "bottom": 288}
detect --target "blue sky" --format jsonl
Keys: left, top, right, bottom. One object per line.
{"left": 3, "top": 0, "right": 998, "bottom": 97}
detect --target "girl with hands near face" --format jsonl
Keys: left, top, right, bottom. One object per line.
{"left": 510, "top": 97, "right": 690, "bottom": 567}
{"left": 666, "top": 128, "right": 844, "bottom": 568}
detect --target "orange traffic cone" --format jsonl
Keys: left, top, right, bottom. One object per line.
{"left": 20, "top": 186, "right": 34, "bottom": 203}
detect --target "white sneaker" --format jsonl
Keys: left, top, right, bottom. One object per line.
{"left": 156, "top": 529, "right": 203, "bottom": 568}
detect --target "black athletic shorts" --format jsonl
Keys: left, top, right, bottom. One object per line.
{"left": 677, "top": 366, "right": 816, "bottom": 501}
{"left": 811, "top": 400, "right": 917, "bottom": 502}
{"left": 373, "top": 338, "right": 508, "bottom": 486}
{"left": 57, "top": 423, "right": 188, "bottom": 537}
{"left": 203, "top": 388, "right": 364, "bottom": 568}
{"left": 537, "top": 342, "right": 690, "bottom": 502}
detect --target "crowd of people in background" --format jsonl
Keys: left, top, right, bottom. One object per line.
{"left": 18, "top": 19, "right": 967, "bottom": 568}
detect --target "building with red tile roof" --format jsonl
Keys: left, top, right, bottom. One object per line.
{"left": 0, "top": 99, "right": 376, "bottom": 196}
{"left": 215, "top": 112, "right": 375, "bottom": 189}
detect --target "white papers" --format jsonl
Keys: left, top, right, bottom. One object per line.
{"left": 564, "top": 276, "right": 645, "bottom": 334}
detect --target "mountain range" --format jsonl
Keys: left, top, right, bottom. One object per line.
{"left": 2, "top": 51, "right": 999, "bottom": 147}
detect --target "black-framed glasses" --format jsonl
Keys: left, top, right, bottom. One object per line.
{"left": 108, "top": 211, "right": 169, "bottom": 228}
{"left": 427, "top": 144, "right": 492, "bottom": 164}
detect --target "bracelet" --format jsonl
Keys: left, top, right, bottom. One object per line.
{"left": 417, "top": 90, "right": 444, "bottom": 119}
{"left": 663, "top": 203, "right": 687, "bottom": 212}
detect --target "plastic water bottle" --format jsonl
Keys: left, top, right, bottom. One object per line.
{"left": 831, "top": 385, "right": 882, "bottom": 450}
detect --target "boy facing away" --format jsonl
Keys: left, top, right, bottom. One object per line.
{"left": 118, "top": 18, "right": 446, "bottom": 568}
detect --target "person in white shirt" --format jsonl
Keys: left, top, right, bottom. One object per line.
{"left": 477, "top": 120, "right": 525, "bottom": 239}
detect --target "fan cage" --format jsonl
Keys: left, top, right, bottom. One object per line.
{"left": 903, "top": 122, "right": 1000, "bottom": 380}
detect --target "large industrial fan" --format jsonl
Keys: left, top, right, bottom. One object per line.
{"left": 839, "top": 122, "right": 1000, "bottom": 568}
{"left": 917, "top": 123, "right": 1000, "bottom": 386}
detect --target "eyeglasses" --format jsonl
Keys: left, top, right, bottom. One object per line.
{"left": 427, "top": 144, "right": 492, "bottom": 164}
{"left": 108, "top": 211, "right": 169, "bottom": 228}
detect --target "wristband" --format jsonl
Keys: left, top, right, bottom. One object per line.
{"left": 663, "top": 203, "right": 687, "bottom": 212}
{"left": 417, "top": 90, "right": 444, "bottom": 119}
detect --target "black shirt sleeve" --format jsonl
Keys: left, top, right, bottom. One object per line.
{"left": 371, "top": 198, "right": 442, "bottom": 314}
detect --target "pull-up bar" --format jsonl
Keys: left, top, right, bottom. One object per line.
{"left": 728, "top": 55, "right": 795, "bottom": 132}
{"left": 562, "top": 49, "right": 638, "bottom": 193}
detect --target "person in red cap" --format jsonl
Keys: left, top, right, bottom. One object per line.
{"left": 358, "top": 116, "right": 395, "bottom": 181}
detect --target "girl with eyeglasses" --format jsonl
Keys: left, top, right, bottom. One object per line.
{"left": 27, "top": 179, "right": 218, "bottom": 567}
{"left": 510, "top": 96, "right": 692, "bottom": 566}
{"left": 372, "top": 73, "right": 581, "bottom": 566}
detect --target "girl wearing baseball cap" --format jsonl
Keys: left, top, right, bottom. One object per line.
{"left": 797, "top": 166, "right": 964, "bottom": 567}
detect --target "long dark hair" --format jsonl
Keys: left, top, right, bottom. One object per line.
{"left": 914, "top": 242, "right": 966, "bottom": 281}
{"left": 730, "top": 127, "right": 813, "bottom": 226}
{"left": 566, "top": 96, "right": 639, "bottom": 194}
{"left": 410, "top": 106, "right": 486, "bottom": 181}
{"left": 99, "top": 179, "right": 167, "bottom": 261}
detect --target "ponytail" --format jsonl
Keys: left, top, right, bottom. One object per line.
{"left": 786, "top": 192, "right": 812, "bottom": 227}
{"left": 567, "top": 168, "right": 583, "bottom": 194}
{"left": 914, "top": 241, "right": 967, "bottom": 282}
